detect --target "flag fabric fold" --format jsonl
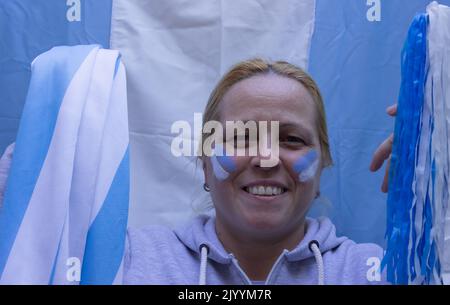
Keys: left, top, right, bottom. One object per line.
{"left": 0, "top": 45, "right": 129, "bottom": 285}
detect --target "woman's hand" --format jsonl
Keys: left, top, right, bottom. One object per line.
{"left": 369, "top": 104, "right": 397, "bottom": 193}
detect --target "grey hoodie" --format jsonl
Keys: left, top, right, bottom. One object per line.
{"left": 123, "top": 215, "right": 389, "bottom": 285}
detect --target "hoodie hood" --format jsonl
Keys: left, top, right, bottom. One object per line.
{"left": 124, "top": 215, "right": 387, "bottom": 284}
{"left": 174, "top": 214, "right": 348, "bottom": 265}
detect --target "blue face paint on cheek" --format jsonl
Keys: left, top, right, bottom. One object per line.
{"left": 293, "top": 149, "right": 319, "bottom": 182}
{"left": 211, "top": 144, "right": 238, "bottom": 181}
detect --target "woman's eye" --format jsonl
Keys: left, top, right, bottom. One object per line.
{"left": 283, "top": 136, "right": 305, "bottom": 145}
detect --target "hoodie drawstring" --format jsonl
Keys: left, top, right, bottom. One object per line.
{"left": 199, "top": 244, "right": 209, "bottom": 285}
{"left": 199, "top": 241, "right": 324, "bottom": 285}
{"left": 309, "top": 240, "right": 324, "bottom": 285}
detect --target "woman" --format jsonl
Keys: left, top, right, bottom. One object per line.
{"left": 122, "top": 59, "right": 392, "bottom": 285}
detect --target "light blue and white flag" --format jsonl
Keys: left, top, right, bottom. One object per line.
{"left": 0, "top": 44, "right": 130, "bottom": 284}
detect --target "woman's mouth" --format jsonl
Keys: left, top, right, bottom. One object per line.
{"left": 242, "top": 185, "right": 288, "bottom": 197}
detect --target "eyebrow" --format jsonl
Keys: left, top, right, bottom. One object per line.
{"left": 225, "top": 120, "right": 315, "bottom": 137}
{"left": 279, "top": 122, "right": 314, "bottom": 137}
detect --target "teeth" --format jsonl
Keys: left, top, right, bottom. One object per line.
{"left": 246, "top": 186, "right": 284, "bottom": 196}
{"left": 258, "top": 186, "right": 265, "bottom": 195}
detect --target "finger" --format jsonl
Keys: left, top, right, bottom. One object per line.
{"left": 381, "top": 156, "right": 391, "bottom": 193}
{"left": 370, "top": 134, "right": 394, "bottom": 172}
{"left": 386, "top": 104, "right": 398, "bottom": 117}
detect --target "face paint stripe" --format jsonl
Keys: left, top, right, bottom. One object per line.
{"left": 293, "top": 150, "right": 318, "bottom": 173}
{"left": 211, "top": 154, "right": 230, "bottom": 181}
{"left": 210, "top": 143, "right": 237, "bottom": 181}
{"left": 293, "top": 149, "right": 319, "bottom": 182}
{"left": 299, "top": 158, "right": 319, "bottom": 182}
{"left": 216, "top": 155, "right": 237, "bottom": 173}
{"left": 211, "top": 144, "right": 237, "bottom": 180}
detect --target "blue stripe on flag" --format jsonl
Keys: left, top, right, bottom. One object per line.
{"left": 80, "top": 147, "right": 130, "bottom": 284}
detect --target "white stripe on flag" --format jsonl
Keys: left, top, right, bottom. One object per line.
{"left": 79, "top": 60, "right": 129, "bottom": 284}
{"left": 89, "top": 60, "right": 129, "bottom": 229}
{"left": 50, "top": 49, "right": 125, "bottom": 284}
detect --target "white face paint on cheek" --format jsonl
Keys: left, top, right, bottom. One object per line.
{"left": 292, "top": 149, "right": 319, "bottom": 182}
{"left": 210, "top": 144, "right": 238, "bottom": 181}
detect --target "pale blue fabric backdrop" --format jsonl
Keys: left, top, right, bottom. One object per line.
{"left": 1, "top": 0, "right": 449, "bottom": 247}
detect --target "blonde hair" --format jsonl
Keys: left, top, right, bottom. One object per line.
{"left": 201, "top": 58, "right": 333, "bottom": 168}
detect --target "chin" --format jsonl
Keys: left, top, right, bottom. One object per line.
{"left": 241, "top": 211, "right": 287, "bottom": 233}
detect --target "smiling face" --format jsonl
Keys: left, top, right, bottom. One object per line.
{"left": 203, "top": 73, "right": 322, "bottom": 241}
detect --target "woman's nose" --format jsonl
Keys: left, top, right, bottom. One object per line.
{"left": 249, "top": 147, "right": 280, "bottom": 170}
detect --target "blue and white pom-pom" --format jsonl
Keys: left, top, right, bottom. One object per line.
{"left": 383, "top": 1, "right": 450, "bottom": 285}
